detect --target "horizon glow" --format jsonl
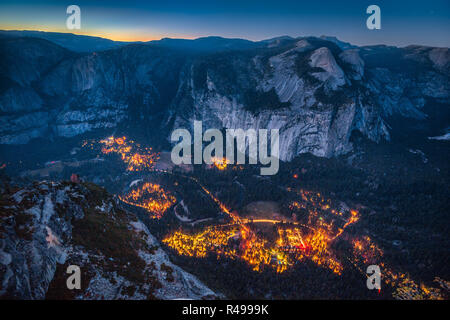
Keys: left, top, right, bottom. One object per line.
{"left": 0, "top": 0, "right": 449, "bottom": 47}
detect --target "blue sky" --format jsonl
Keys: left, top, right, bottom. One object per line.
{"left": 0, "top": 0, "right": 449, "bottom": 46}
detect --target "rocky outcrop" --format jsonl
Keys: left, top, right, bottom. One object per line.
{"left": 309, "top": 47, "right": 346, "bottom": 89}
{"left": 169, "top": 39, "right": 388, "bottom": 160}
{"left": 0, "top": 180, "right": 217, "bottom": 300}
{"left": 339, "top": 49, "right": 364, "bottom": 80}
{"left": 169, "top": 40, "right": 448, "bottom": 160}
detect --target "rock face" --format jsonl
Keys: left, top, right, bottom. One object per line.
{"left": 0, "top": 34, "right": 449, "bottom": 160}
{"left": 169, "top": 39, "right": 448, "bottom": 160}
{"left": 0, "top": 180, "right": 217, "bottom": 300}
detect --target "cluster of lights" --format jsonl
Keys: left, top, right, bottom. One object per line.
{"left": 163, "top": 177, "right": 291, "bottom": 272}
{"left": 163, "top": 185, "right": 364, "bottom": 274}
{"left": 277, "top": 227, "right": 342, "bottom": 274}
{"left": 119, "top": 182, "right": 176, "bottom": 219}
{"left": 346, "top": 236, "right": 447, "bottom": 299}
{"left": 163, "top": 224, "right": 290, "bottom": 273}
{"left": 351, "top": 236, "right": 383, "bottom": 265}
{"left": 210, "top": 157, "right": 230, "bottom": 170}
{"left": 392, "top": 277, "right": 444, "bottom": 300}
{"left": 83, "top": 137, "right": 446, "bottom": 298}
{"left": 98, "top": 136, "right": 159, "bottom": 171}
{"left": 162, "top": 226, "right": 238, "bottom": 258}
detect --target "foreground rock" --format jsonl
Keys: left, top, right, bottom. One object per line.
{"left": 0, "top": 179, "right": 217, "bottom": 300}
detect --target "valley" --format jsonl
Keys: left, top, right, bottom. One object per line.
{"left": 4, "top": 132, "right": 444, "bottom": 299}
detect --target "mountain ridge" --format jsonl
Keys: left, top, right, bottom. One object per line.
{"left": 0, "top": 32, "right": 448, "bottom": 161}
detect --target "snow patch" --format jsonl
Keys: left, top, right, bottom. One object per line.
{"left": 428, "top": 133, "right": 450, "bottom": 141}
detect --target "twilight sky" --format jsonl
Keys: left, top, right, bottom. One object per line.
{"left": 0, "top": 0, "right": 449, "bottom": 47}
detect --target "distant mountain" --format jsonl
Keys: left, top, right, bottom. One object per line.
{"left": 147, "top": 36, "right": 261, "bottom": 52}
{"left": 320, "top": 36, "right": 357, "bottom": 50}
{"left": 0, "top": 30, "right": 355, "bottom": 53}
{"left": 0, "top": 32, "right": 448, "bottom": 161}
{"left": 261, "top": 36, "right": 295, "bottom": 42}
{"left": 260, "top": 36, "right": 297, "bottom": 48}
{"left": 0, "top": 30, "right": 132, "bottom": 52}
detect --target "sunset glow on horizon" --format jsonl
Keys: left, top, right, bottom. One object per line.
{"left": 0, "top": 26, "right": 173, "bottom": 42}
{"left": 0, "top": 24, "right": 201, "bottom": 42}
{"left": 0, "top": 0, "right": 449, "bottom": 46}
